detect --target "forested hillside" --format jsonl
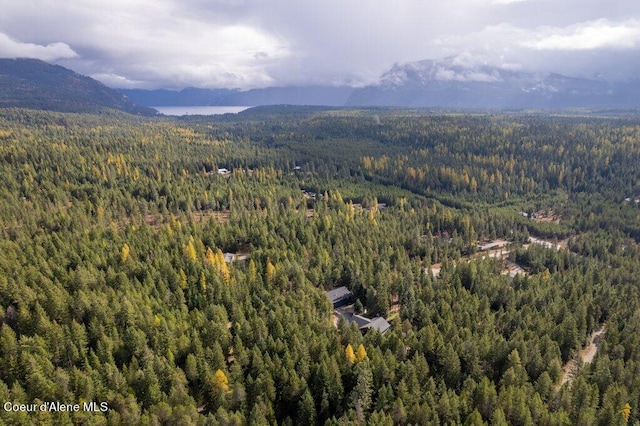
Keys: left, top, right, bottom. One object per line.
{"left": 1, "top": 107, "right": 640, "bottom": 425}
{"left": 0, "top": 59, "right": 156, "bottom": 115}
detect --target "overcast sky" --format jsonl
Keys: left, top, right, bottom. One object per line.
{"left": 1, "top": 0, "right": 639, "bottom": 89}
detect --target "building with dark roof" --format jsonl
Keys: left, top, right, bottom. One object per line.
{"left": 341, "top": 312, "right": 391, "bottom": 335}
{"left": 341, "top": 312, "right": 373, "bottom": 328}
{"left": 326, "top": 286, "right": 354, "bottom": 308}
{"left": 360, "top": 317, "right": 391, "bottom": 334}
{"left": 326, "top": 287, "right": 391, "bottom": 334}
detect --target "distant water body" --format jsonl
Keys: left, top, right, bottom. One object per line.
{"left": 153, "top": 106, "right": 252, "bottom": 116}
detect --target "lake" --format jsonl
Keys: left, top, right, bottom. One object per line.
{"left": 152, "top": 106, "right": 253, "bottom": 116}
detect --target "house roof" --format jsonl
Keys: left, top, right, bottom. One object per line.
{"left": 326, "top": 286, "right": 352, "bottom": 304}
{"left": 341, "top": 312, "right": 391, "bottom": 334}
{"left": 361, "top": 317, "right": 391, "bottom": 334}
{"left": 342, "top": 312, "right": 372, "bottom": 328}
{"left": 478, "top": 240, "right": 508, "bottom": 251}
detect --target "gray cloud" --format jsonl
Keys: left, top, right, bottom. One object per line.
{"left": 0, "top": 0, "right": 639, "bottom": 88}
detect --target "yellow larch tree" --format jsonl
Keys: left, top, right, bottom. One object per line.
{"left": 266, "top": 261, "right": 276, "bottom": 284}
{"left": 356, "top": 344, "right": 368, "bottom": 363}
{"left": 622, "top": 403, "right": 631, "bottom": 425}
{"left": 205, "top": 247, "right": 217, "bottom": 266}
{"left": 184, "top": 236, "right": 197, "bottom": 262}
{"left": 216, "top": 248, "right": 230, "bottom": 284}
{"left": 213, "top": 369, "right": 229, "bottom": 393}
{"left": 120, "top": 243, "right": 130, "bottom": 263}
{"left": 345, "top": 344, "right": 356, "bottom": 364}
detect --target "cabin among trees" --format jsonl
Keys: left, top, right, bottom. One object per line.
{"left": 326, "top": 287, "right": 391, "bottom": 334}
{"left": 342, "top": 312, "right": 391, "bottom": 334}
{"left": 326, "top": 286, "right": 354, "bottom": 308}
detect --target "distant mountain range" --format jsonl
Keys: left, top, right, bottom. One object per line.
{"left": 121, "top": 58, "right": 640, "bottom": 109}
{"left": 1, "top": 57, "right": 640, "bottom": 112}
{"left": 346, "top": 58, "right": 640, "bottom": 109}
{"left": 119, "top": 86, "right": 354, "bottom": 108}
{"left": 0, "top": 58, "right": 155, "bottom": 115}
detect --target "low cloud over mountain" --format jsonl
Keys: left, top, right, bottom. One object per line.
{"left": 346, "top": 58, "right": 640, "bottom": 109}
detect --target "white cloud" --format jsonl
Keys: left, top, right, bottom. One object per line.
{"left": 0, "top": 0, "right": 291, "bottom": 88}
{"left": 90, "top": 73, "right": 146, "bottom": 88}
{"left": 429, "top": 18, "right": 640, "bottom": 79}
{"left": 434, "top": 66, "right": 503, "bottom": 82}
{"left": 115, "top": 22, "right": 290, "bottom": 88}
{"left": 0, "top": 33, "right": 78, "bottom": 61}
{"left": 431, "top": 24, "right": 530, "bottom": 67}
{"left": 523, "top": 19, "right": 640, "bottom": 50}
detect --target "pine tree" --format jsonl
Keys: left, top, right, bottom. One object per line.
{"left": 350, "top": 362, "right": 373, "bottom": 422}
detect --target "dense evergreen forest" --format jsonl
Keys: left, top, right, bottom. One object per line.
{"left": 1, "top": 106, "right": 640, "bottom": 425}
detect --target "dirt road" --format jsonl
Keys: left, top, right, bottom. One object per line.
{"left": 560, "top": 325, "right": 606, "bottom": 387}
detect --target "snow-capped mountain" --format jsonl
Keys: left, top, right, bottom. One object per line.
{"left": 346, "top": 58, "right": 640, "bottom": 109}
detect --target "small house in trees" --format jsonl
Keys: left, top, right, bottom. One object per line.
{"left": 341, "top": 312, "right": 371, "bottom": 328}
{"left": 478, "top": 240, "right": 508, "bottom": 251}
{"left": 223, "top": 252, "right": 248, "bottom": 263}
{"left": 327, "top": 287, "right": 391, "bottom": 334}
{"left": 360, "top": 317, "right": 391, "bottom": 334}
{"left": 342, "top": 312, "right": 391, "bottom": 335}
{"left": 326, "top": 286, "right": 354, "bottom": 308}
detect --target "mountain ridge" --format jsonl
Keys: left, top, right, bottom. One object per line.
{"left": 0, "top": 58, "right": 156, "bottom": 115}
{"left": 3, "top": 57, "right": 639, "bottom": 111}
{"left": 119, "top": 86, "right": 354, "bottom": 107}
{"left": 346, "top": 58, "right": 640, "bottom": 109}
